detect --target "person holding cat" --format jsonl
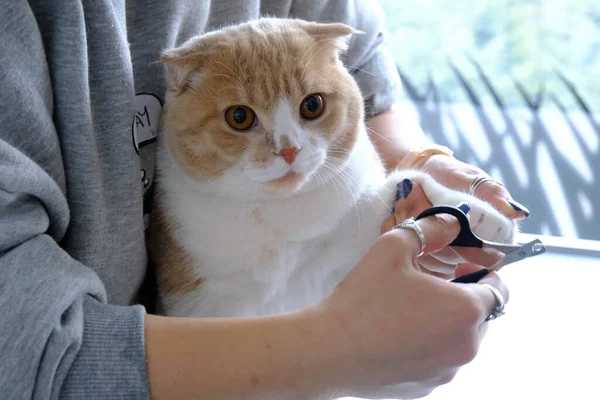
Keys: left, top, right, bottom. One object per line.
{"left": 0, "top": 1, "right": 529, "bottom": 399}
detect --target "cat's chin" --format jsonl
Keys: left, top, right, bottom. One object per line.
{"left": 263, "top": 171, "right": 308, "bottom": 197}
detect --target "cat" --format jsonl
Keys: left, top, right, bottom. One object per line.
{"left": 148, "top": 18, "right": 517, "bottom": 318}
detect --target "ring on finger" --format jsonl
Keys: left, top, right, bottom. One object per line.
{"left": 393, "top": 217, "right": 426, "bottom": 257}
{"left": 482, "top": 283, "right": 506, "bottom": 321}
{"left": 468, "top": 176, "right": 502, "bottom": 196}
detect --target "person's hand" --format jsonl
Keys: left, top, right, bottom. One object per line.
{"left": 400, "top": 150, "right": 530, "bottom": 221}
{"left": 381, "top": 180, "right": 504, "bottom": 278}
{"left": 316, "top": 208, "right": 508, "bottom": 399}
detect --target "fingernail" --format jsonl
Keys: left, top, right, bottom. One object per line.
{"left": 456, "top": 202, "right": 471, "bottom": 214}
{"left": 395, "top": 179, "right": 413, "bottom": 201}
{"left": 506, "top": 199, "right": 530, "bottom": 218}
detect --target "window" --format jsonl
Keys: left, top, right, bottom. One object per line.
{"left": 378, "top": 0, "right": 600, "bottom": 241}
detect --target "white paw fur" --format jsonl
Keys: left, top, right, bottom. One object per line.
{"left": 385, "top": 169, "right": 518, "bottom": 244}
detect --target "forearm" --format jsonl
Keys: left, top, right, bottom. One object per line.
{"left": 144, "top": 308, "right": 345, "bottom": 400}
{"left": 366, "top": 105, "right": 430, "bottom": 171}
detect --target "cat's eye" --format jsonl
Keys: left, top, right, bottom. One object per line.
{"left": 300, "top": 94, "right": 324, "bottom": 120}
{"left": 225, "top": 106, "right": 255, "bottom": 131}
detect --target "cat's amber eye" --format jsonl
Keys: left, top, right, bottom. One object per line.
{"left": 300, "top": 94, "right": 325, "bottom": 120}
{"left": 225, "top": 106, "right": 255, "bottom": 131}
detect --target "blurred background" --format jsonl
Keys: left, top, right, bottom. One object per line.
{"left": 377, "top": 0, "right": 600, "bottom": 241}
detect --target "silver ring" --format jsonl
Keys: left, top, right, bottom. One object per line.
{"left": 482, "top": 284, "right": 505, "bottom": 321}
{"left": 393, "top": 217, "right": 426, "bottom": 257}
{"left": 468, "top": 176, "right": 500, "bottom": 195}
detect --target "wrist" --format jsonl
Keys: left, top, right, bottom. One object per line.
{"left": 283, "top": 306, "right": 353, "bottom": 398}
{"left": 395, "top": 144, "right": 454, "bottom": 170}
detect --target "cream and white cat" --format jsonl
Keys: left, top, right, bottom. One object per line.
{"left": 149, "top": 18, "right": 517, "bottom": 318}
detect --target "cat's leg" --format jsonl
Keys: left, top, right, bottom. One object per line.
{"left": 383, "top": 169, "right": 518, "bottom": 244}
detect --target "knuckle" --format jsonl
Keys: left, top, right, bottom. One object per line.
{"left": 445, "top": 334, "right": 479, "bottom": 366}
{"left": 454, "top": 292, "right": 484, "bottom": 327}
{"left": 436, "top": 371, "right": 458, "bottom": 386}
{"left": 434, "top": 213, "right": 460, "bottom": 236}
{"left": 378, "top": 230, "right": 410, "bottom": 253}
{"left": 482, "top": 273, "right": 510, "bottom": 303}
{"left": 458, "top": 341, "right": 480, "bottom": 365}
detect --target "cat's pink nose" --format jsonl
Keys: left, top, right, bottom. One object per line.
{"left": 278, "top": 147, "right": 299, "bottom": 165}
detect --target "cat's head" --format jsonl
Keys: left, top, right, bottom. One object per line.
{"left": 158, "top": 18, "right": 366, "bottom": 199}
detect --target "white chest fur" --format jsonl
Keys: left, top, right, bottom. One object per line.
{"left": 155, "top": 129, "right": 516, "bottom": 318}
{"left": 155, "top": 129, "right": 393, "bottom": 317}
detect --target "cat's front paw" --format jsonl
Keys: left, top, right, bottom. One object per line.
{"left": 385, "top": 169, "right": 518, "bottom": 244}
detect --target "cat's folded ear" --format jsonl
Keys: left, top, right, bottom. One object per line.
{"left": 296, "top": 21, "right": 364, "bottom": 54}
{"left": 156, "top": 33, "right": 221, "bottom": 95}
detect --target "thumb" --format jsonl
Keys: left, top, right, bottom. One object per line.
{"left": 455, "top": 263, "right": 486, "bottom": 277}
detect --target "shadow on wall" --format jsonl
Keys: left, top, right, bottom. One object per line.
{"left": 396, "top": 59, "right": 600, "bottom": 241}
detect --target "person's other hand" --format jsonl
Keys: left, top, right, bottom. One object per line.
{"left": 317, "top": 209, "right": 508, "bottom": 399}
{"left": 381, "top": 180, "right": 504, "bottom": 278}
{"left": 400, "top": 151, "right": 530, "bottom": 221}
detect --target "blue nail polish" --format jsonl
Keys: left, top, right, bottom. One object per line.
{"left": 402, "top": 179, "right": 413, "bottom": 198}
{"left": 457, "top": 202, "right": 471, "bottom": 214}
{"left": 507, "top": 199, "right": 530, "bottom": 217}
{"left": 395, "top": 183, "right": 402, "bottom": 202}
{"left": 395, "top": 179, "right": 413, "bottom": 201}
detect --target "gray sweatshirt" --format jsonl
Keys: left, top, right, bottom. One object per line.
{"left": 0, "top": 0, "right": 400, "bottom": 398}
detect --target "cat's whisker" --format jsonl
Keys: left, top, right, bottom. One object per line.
{"left": 212, "top": 60, "right": 244, "bottom": 83}
{"left": 216, "top": 84, "right": 244, "bottom": 95}
{"left": 210, "top": 61, "right": 247, "bottom": 93}
{"left": 327, "top": 145, "right": 352, "bottom": 154}
{"left": 316, "top": 165, "right": 344, "bottom": 213}
{"left": 364, "top": 125, "right": 392, "bottom": 143}
{"left": 301, "top": 39, "right": 340, "bottom": 79}
{"left": 326, "top": 160, "right": 368, "bottom": 223}
{"left": 299, "top": 37, "right": 336, "bottom": 76}
{"left": 328, "top": 87, "right": 350, "bottom": 99}
{"left": 238, "top": 179, "right": 258, "bottom": 221}
{"left": 327, "top": 159, "right": 362, "bottom": 187}
{"left": 326, "top": 156, "right": 360, "bottom": 176}
{"left": 232, "top": 49, "right": 248, "bottom": 83}
{"left": 303, "top": 65, "right": 332, "bottom": 79}
{"left": 345, "top": 65, "right": 377, "bottom": 77}
{"left": 202, "top": 73, "right": 238, "bottom": 82}
{"left": 371, "top": 191, "right": 393, "bottom": 215}
{"left": 321, "top": 162, "right": 363, "bottom": 233}
{"left": 316, "top": 78, "right": 358, "bottom": 100}
{"left": 212, "top": 165, "right": 245, "bottom": 200}
{"left": 312, "top": 170, "right": 325, "bottom": 189}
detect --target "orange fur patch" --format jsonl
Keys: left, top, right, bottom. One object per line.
{"left": 148, "top": 202, "right": 206, "bottom": 299}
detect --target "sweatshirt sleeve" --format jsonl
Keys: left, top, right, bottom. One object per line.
{"left": 0, "top": 3, "right": 150, "bottom": 399}
{"left": 289, "top": 0, "right": 402, "bottom": 117}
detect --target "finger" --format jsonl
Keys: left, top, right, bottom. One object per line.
{"left": 478, "top": 271, "right": 509, "bottom": 304}
{"left": 463, "top": 270, "right": 509, "bottom": 324}
{"left": 381, "top": 214, "right": 397, "bottom": 234}
{"left": 414, "top": 261, "right": 446, "bottom": 277}
{"left": 384, "top": 210, "right": 461, "bottom": 260}
{"left": 454, "top": 263, "right": 487, "bottom": 277}
{"left": 417, "top": 255, "right": 456, "bottom": 277}
{"left": 471, "top": 179, "right": 530, "bottom": 221}
{"left": 455, "top": 264, "right": 509, "bottom": 303}
{"left": 451, "top": 246, "right": 504, "bottom": 268}
{"left": 428, "top": 247, "right": 463, "bottom": 265}
{"left": 382, "top": 180, "right": 433, "bottom": 235}
{"left": 422, "top": 156, "right": 530, "bottom": 221}
{"left": 391, "top": 180, "right": 433, "bottom": 223}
